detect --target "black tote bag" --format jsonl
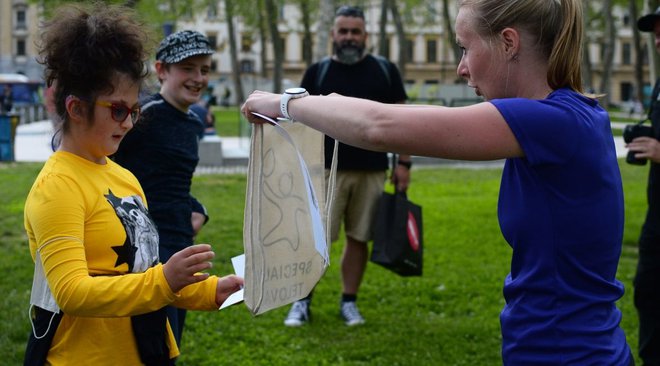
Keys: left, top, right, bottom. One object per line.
{"left": 370, "top": 190, "right": 423, "bottom": 276}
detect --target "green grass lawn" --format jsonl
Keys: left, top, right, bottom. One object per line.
{"left": 0, "top": 161, "right": 646, "bottom": 365}
{"left": 210, "top": 106, "right": 250, "bottom": 138}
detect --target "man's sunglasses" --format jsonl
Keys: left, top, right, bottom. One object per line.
{"left": 95, "top": 100, "right": 141, "bottom": 124}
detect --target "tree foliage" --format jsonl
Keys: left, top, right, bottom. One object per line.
{"left": 30, "top": 0, "right": 660, "bottom": 102}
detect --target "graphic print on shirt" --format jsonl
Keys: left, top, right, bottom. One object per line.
{"left": 105, "top": 189, "right": 159, "bottom": 273}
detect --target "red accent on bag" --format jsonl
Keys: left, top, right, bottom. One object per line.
{"left": 406, "top": 211, "right": 420, "bottom": 251}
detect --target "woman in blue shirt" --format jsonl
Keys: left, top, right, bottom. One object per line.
{"left": 241, "top": 0, "right": 632, "bottom": 364}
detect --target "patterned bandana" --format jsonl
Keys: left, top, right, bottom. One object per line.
{"left": 155, "top": 30, "right": 214, "bottom": 64}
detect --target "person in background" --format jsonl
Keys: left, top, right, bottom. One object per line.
{"left": 221, "top": 86, "right": 231, "bottom": 107}
{"left": 283, "top": 5, "right": 411, "bottom": 328}
{"left": 243, "top": 0, "right": 634, "bottom": 364}
{"left": 190, "top": 100, "right": 216, "bottom": 137}
{"left": 629, "top": 7, "right": 660, "bottom": 366}
{"left": 113, "top": 29, "right": 215, "bottom": 347}
{"left": 25, "top": 3, "right": 242, "bottom": 365}
{"left": 0, "top": 84, "right": 13, "bottom": 113}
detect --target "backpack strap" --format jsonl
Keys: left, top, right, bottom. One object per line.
{"left": 372, "top": 55, "right": 392, "bottom": 87}
{"left": 315, "top": 56, "right": 332, "bottom": 91}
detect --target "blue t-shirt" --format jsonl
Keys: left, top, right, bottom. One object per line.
{"left": 491, "top": 88, "right": 631, "bottom": 365}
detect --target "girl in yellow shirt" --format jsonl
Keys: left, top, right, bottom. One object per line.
{"left": 24, "top": 3, "right": 242, "bottom": 365}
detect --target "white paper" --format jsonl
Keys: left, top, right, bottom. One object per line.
{"left": 219, "top": 254, "right": 245, "bottom": 310}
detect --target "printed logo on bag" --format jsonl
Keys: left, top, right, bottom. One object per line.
{"left": 407, "top": 211, "right": 420, "bottom": 251}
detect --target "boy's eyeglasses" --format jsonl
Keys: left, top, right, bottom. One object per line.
{"left": 95, "top": 100, "right": 141, "bottom": 124}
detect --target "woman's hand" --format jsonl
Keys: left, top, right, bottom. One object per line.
{"left": 215, "top": 275, "right": 244, "bottom": 307}
{"left": 241, "top": 90, "right": 281, "bottom": 123}
{"left": 163, "top": 244, "right": 215, "bottom": 293}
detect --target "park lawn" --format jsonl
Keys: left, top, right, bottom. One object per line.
{"left": 0, "top": 161, "right": 646, "bottom": 365}
{"left": 211, "top": 106, "right": 249, "bottom": 138}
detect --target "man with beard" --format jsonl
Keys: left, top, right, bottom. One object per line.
{"left": 283, "top": 5, "right": 410, "bottom": 327}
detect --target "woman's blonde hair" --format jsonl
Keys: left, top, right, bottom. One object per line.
{"left": 458, "top": 0, "right": 583, "bottom": 93}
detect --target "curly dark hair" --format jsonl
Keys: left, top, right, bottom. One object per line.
{"left": 38, "top": 2, "right": 150, "bottom": 135}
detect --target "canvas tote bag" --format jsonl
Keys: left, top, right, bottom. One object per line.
{"left": 243, "top": 114, "right": 337, "bottom": 315}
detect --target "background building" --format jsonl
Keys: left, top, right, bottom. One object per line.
{"left": 0, "top": 0, "right": 42, "bottom": 81}
{"left": 0, "top": 1, "right": 654, "bottom": 109}
{"left": 178, "top": 1, "right": 655, "bottom": 108}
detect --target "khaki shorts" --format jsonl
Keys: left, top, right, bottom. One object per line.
{"left": 327, "top": 170, "right": 386, "bottom": 243}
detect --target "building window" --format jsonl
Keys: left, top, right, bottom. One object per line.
{"left": 16, "top": 39, "right": 27, "bottom": 57}
{"left": 405, "top": 38, "right": 414, "bottom": 63}
{"left": 424, "top": 4, "right": 437, "bottom": 23}
{"left": 241, "top": 34, "right": 253, "bottom": 53}
{"left": 207, "top": 33, "right": 217, "bottom": 50}
{"left": 620, "top": 82, "right": 633, "bottom": 102}
{"left": 426, "top": 39, "right": 437, "bottom": 63}
{"left": 622, "top": 42, "right": 631, "bottom": 65}
{"left": 15, "top": 8, "right": 27, "bottom": 29}
{"left": 207, "top": 3, "right": 218, "bottom": 19}
{"left": 622, "top": 13, "right": 630, "bottom": 27}
{"left": 240, "top": 59, "right": 254, "bottom": 74}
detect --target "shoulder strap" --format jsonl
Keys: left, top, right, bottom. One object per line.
{"left": 372, "top": 55, "right": 392, "bottom": 87}
{"left": 315, "top": 56, "right": 332, "bottom": 91}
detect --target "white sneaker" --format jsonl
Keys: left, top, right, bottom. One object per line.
{"left": 340, "top": 301, "right": 365, "bottom": 326}
{"left": 284, "top": 300, "right": 311, "bottom": 327}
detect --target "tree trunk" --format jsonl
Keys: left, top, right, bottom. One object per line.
{"left": 598, "top": 0, "right": 615, "bottom": 108}
{"left": 378, "top": 0, "right": 389, "bottom": 57}
{"left": 264, "top": 0, "right": 283, "bottom": 92}
{"left": 314, "top": 0, "right": 335, "bottom": 62}
{"left": 646, "top": 0, "right": 660, "bottom": 83}
{"left": 299, "top": 0, "right": 313, "bottom": 67}
{"left": 389, "top": 1, "right": 407, "bottom": 81}
{"left": 225, "top": 0, "right": 245, "bottom": 104}
{"left": 632, "top": 0, "right": 645, "bottom": 103}
{"left": 442, "top": 0, "right": 461, "bottom": 73}
{"left": 257, "top": 0, "right": 268, "bottom": 79}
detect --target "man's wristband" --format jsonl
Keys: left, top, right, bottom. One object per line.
{"left": 397, "top": 160, "right": 412, "bottom": 169}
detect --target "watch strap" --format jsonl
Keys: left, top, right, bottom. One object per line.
{"left": 280, "top": 89, "right": 308, "bottom": 120}
{"left": 280, "top": 93, "right": 292, "bottom": 119}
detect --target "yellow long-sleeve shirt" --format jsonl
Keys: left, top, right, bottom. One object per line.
{"left": 24, "top": 151, "right": 218, "bottom": 365}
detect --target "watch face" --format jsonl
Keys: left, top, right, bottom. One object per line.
{"left": 285, "top": 87, "right": 307, "bottom": 95}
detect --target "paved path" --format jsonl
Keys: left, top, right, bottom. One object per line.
{"left": 13, "top": 120, "right": 628, "bottom": 170}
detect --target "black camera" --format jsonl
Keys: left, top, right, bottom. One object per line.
{"left": 623, "top": 123, "right": 654, "bottom": 165}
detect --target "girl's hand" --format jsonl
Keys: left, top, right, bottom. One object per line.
{"left": 215, "top": 275, "right": 244, "bottom": 307}
{"left": 163, "top": 244, "right": 215, "bottom": 293}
